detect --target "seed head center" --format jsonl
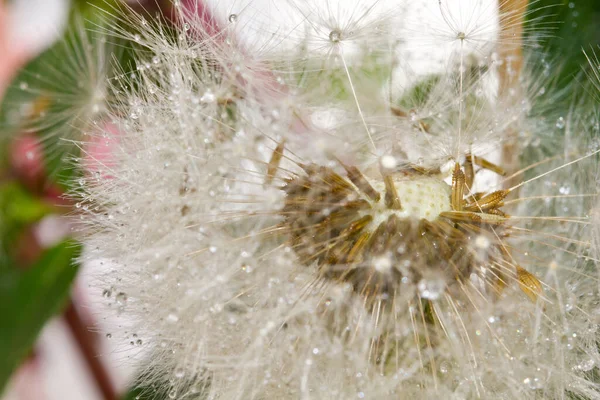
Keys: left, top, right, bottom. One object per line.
{"left": 368, "top": 176, "right": 451, "bottom": 223}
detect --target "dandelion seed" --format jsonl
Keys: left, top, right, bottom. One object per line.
{"left": 3, "top": 17, "right": 118, "bottom": 174}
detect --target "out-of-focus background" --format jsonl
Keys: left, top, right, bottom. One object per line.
{"left": 1, "top": 2, "right": 164, "bottom": 399}
{"left": 0, "top": 0, "right": 599, "bottom": 399}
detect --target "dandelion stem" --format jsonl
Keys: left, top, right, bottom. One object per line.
{"left": 499, "top": 0, "right": 528, "bottom": 187}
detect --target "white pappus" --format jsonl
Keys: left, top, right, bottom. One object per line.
{"left": 75, "top": 1, "right": 600, "bottom": 399}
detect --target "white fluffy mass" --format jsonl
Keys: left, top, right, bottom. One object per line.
{"left": 76, "top": 1, "right": 600, "bottom": 399}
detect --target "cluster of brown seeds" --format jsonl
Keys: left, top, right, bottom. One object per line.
{"left": 274, "top": 149, "right": 542, "bottom": 307}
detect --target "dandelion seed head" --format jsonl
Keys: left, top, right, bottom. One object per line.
{"left": 74, "top": 1, "right": 600, "bottom": 399}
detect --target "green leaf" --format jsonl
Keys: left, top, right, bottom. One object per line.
{"left": 0, "top": 182, "right": 52, "bottom": 225}
{"left": 528, "top": 1, "right": 600, "bottom": 85}
{"left": 0, "top": 182, "right": 54, "bottom": 254}
{"left": 0, "top": 240, "right": 82, "bottom": 393}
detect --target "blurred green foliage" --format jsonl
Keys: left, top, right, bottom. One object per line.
{"left": 529, "top": 0, "right": 600, "bottom": 85}
{"left": 0, "top": 1, "right": 129, "bottom": 397}
{"left": 0, "top": 240, "right": 81, "bottom": 392}
{"left": 0, "top": 183, "right": 53, "bottom": 249}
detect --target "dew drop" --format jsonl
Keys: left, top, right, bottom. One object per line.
{"left": 565, "top": 301, "right": 574, "bottom": 312}
{"left": 474, "top": 235, "right": 490, "bottom": 249}
{"left": 439, "top": 361, "right": 450, "bottom": 374}
{"left": 200, "top": 90, "right": 216, "bottom": 103}
{"left": 329, "top": 29, "right": 342, "bottom": 43}
{"left": 209, "top": 303, "right": 223, "bottom": 314}
{"left": 373, "top": 256, "right": 392, "bottom": 273}
{"left": 581, "top": 359, "right": 595, "bottom": 371}
{"left": 174, "top": 368, "right": 185, "bottom": 378}
{"left": 381, "top": 155, "right": 397, "bottom": 169}
{"left": 523, "top": 376, "right": 545, "bottom": 390}
{"left": 408, "top": 109, "right": 418, "bottom": 122}
{"left": 241, "top": 264, "right": 253, "bottom": 273}
{"left": 555, "top": 116, "right": 565, "bottom": 129}
{"left": 228, "top": 14, "right": 238, "bottom": 23}
{"left": 115, "top": 292, "right": 128, "bottom": 305}
{"left": 417, "top": 278, "right": 446, "bottom": 300}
